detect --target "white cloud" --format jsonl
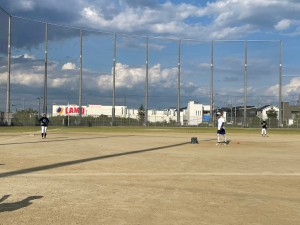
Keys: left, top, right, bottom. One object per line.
{"left": 149, "top": 64, "right": 177, "bottom": 88}
{"left": 96, "top": 63, "right": 144, "bottom": 90}
{"left": 9, "top": 0, "right": 35, "bottom": 11}
{"left": 32, "top": 66, "right": 44, "bottom": 72}
{"left": 0, "top": 72, "right": 7, "bottom": 84}
{"left": 62, "top": 62, "right": 77, "bottom": 70}
{"left": 0, "top": 58, "right": 73, "bottom": 88}
{"left": 80, "top": 7, "right": 110, "bottom": 27}
{"left": 5, "top": 0, "right": 300, "bottom": 40}
{"left": 96, "top": 63, "right": 177, "bottom": 91}
{"left": 115, "top": 63, "right": 145, "bottom": 88}
{"left": 151, "top": 22, "right": 185, "bottom": 34}
{"left": 275, "top": 19, "right": 292, "bottom": 31}
{"left": 77, "top": 0, "right": 300, "bottom": 40}
{"left": 11, "top": 72, "right": 43, "bottom": 86}
{"left": 50, "top": 76, "right": 75, "bottom": 88}
{"left": 12, "top": 54, "right": 35, "bottom": 59}
{"left": 19, "top": 0, "right": 35, "bottom": 10}
{"left": 282, "top": 77, "right": 300, "bottom": 95}
{"left": 265, "top": 77, "right": 300, "bottom": 97}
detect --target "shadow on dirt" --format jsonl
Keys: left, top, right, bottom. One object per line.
{"left": 0, "top": 195, "right": 43, "bottom": 213}
{"left": 0, "top": 142, "right": 190, "bottom": 178}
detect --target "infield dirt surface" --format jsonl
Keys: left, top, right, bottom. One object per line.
{"left": 1, "top": 128, "right": 300, "bottom": 225}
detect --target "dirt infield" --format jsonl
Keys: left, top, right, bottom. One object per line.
{"left": 1, "top": 129, "right": 300, "bottom": 225}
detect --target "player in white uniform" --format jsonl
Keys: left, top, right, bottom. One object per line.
{"left": 216, "top": 112, "right": 227, "bottom": 145}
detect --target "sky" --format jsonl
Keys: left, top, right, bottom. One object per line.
{"left": 1, "top": 0, "right": 300, "bottom": 112}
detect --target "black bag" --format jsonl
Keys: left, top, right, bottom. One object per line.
{"left": 191, "top": 137, "right": 198, "bottom": 144}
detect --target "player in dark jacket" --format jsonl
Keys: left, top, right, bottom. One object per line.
{"left": 261, "top": 120, "right": 267, "bottom": 137}
{"left": 39, "top": 114, "right": 50, "bottom": 139}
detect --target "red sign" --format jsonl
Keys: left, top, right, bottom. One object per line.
{"left": 65, "top": 107, "right": 85, "bottom": 114}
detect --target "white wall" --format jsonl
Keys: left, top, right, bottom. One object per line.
{"left": 185, "top": 101, "right": 211, "bottom": 125}
{"left": 52, "top": 101, "right": 209, "bottom": 125}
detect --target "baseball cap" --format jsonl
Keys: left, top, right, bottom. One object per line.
{"left": 216, "top": 112, "right": 221, "bottom": 115}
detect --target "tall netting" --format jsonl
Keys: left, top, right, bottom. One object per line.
{"left": 1, "top": 9, "right": 290, "bottom": 127}
{"left": 47, "top": 24, "right": 81, "bottom": 108}
{"left": 147, "top": 38, "right": 178, "bottom": 110}
{"left": 246, "top": 41, "right": 279, "bottom": 111}
{"left": 114, "top": 34, "right": 146, "bottom": 108}
{"left": 212, "top": 41, "right": 280, "bottom": 127}
{"left": 9, "top": 17, "right": 45, "bottom": 113}
{"left": 180, "top": 40, "right": 211, "bottom": 106}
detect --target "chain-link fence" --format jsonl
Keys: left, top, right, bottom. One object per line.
{"left": 3, "top": 112, "right": 300, "bottom": 129}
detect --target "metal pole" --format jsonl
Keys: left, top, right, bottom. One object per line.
{"left": 177, "top": 39, "right": 181, "bottom": 125}
{"left": 112, "top": 33, "right": 116, "bottom": 126}
{"left": 230, "top": 98, "right": 233, "bottom": 122}
{"left": 279, "top": 40, "right": 283, "bottom": 127}
{"left": 210, "top": 40, "right": 214, "bottom": 126}
{"left": 44, "top": 22, "right": 48, "bottom": 115}
{"left": 68, "top": 102, "right": 70, "bottom": 127}
{"left": 6, "top": 15, "right": 11, "bottom": 125}
{"left": 244, "top": 40, "right": 248, "bottom": 127}
{"left": 79, "top": 29, "right": 83, "bottom": 118}
{"left": 145, "top": 37, "right": 149, "bottom": 125}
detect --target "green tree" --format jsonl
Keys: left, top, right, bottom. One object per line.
{"left": 292, "top": 112, "right": 300, "bottom": 127}
{"left": 138, "top": 104, "right": 145, "bottom": 125}
{"left": 266, "top": 107, "right": 279, "bottom": 127}
{"left": 266, "top": 107, "right": 278, "bottom": 119}
{"left": 11, "top": 109, "right": 39, "bottom": 126}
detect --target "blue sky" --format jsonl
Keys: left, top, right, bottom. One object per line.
{"left": 1, "top": 0, "right": 300, "bottom": 112}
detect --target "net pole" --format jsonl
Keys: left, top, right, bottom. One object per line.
{"left": 279, "top": 40, "right": 283, "bottom": 126}
{"left": 145, "top": 37, "right": 149, "bottom": 125}
{"left": 6, "top": 15, "right": 11, "bottom": 119}
{"left": 244, "top": 40, "right": 248, "bottom": 127}
{"left": 210, "top": 40, "right": 214, "bottom": 126}
{"left": 177, "top": 39, "right": 181, "bottom": 125}
{"left": 78, "top": 29, "right": 83, "bottom": 119}
{"left": 43, "top": 22, "right": 48, "bottom": 115}
{"left": 112, "top": 33, "right": 116, "bottom": 125}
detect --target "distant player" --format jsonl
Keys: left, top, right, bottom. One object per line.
{"left": 216, "top": 112, "right": 227, "bottom": 145}
{"left": 261, "top": 120, "right": 267, "bottom": 137}
{"left": 39, "top": 113, "right": 50, "bottom": 139}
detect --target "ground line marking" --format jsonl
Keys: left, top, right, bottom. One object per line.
{"left": 12, "top": 172, "right": 300, "bottom": 177}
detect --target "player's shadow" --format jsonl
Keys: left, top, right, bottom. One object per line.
{"left": 200, "top": 138, "right": 217, "bottom": 142}
{"left": 0, "top": 195, "right": 43, "bottom": 213}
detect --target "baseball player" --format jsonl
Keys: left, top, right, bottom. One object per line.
{"left": 216, "top": 112, "right": 227, "bottom": 145}
{"left": 39, "top": 113, "right": 50, "bottom": 139}
{"left": 261, "top": 120, "right": 267, "bottom": 137}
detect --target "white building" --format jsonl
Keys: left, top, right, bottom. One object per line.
{"left": 53, "top": 104, "right": 128, "bottom": 117}
{"left": 52, "top": 101, "right": 210, "bottom": 125}
{"left": 183, "top": 101, "right": 211, "bottom": 125}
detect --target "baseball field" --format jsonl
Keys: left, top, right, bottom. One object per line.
{"left": 1, "top": 127, "right": 300, "bottom": 225}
